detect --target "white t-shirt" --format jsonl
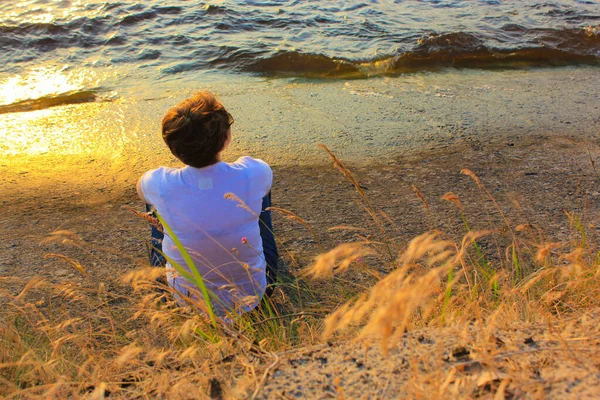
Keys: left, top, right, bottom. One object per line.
{"left": 139, "top": 156, "right": 273, "bottom": 313}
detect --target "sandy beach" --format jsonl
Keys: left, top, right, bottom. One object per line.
{"left": 2, "top": 0, "right": 600, "bottom": 395}
{"left": 3, "top": 134, "right": 600, "bottom": 398}
{"left": 2, "top": 68, "right": 600, "bottom": 398}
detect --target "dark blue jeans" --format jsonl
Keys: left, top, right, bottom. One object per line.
{"left": 147, "top": 193, "right": 279, "bottom": 292}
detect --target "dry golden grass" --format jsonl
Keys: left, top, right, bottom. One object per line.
{"left": 1, "top": 146, "right": 599, "bottom": 398}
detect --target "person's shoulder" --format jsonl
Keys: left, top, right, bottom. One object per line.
{"left": 230, "top": 156, "right": 272, "bottom": 192}
{"left": 141, "top": 166, "right": 182, "bottom": 188}
{"left": 232, "top": 156, "right": 271, "bottom": 171}
{"left": 144, "top": 166, "right": 180, "bottom": 178}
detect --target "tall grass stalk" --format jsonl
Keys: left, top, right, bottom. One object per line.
{"left": 319, "top": 143, "right": 395, "bottom": 262}
{"left": 154, "top": 212, "right": 218, "bottom": 328}
{"left": 442, "top": 192, "right": 499, "bottom": 297}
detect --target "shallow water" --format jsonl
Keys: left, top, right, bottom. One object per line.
{"left": 2, "top": 67, "right": 598, "bottom": 166}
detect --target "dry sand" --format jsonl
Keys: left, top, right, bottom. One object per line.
{"left": 259, "top": 314, "right": 600, "bottom": 399}
{"left": 3, "top": 134, "right": 599, "bottom": 291}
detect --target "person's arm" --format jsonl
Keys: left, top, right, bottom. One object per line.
{"left": 136, "top": 177, "right": 149, "bottom": 204}
{"left": 253, "top": 157, "right": 273, "bottom": 198}
{"left": 137, "top": 168, "right": 164, "bottom": 206}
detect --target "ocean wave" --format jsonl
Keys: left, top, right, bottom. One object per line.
{"left": 119, "top": 10, "right": 158, "bottom": 26}
{"left": 238, "top": 28, "right": 600, "bottom": 78}
{"left": 0, "top": 17, "right": 109, "bottom": 52}
{"left": 242, "top": 52, "right": 357, "bottom": 76}
{"left": 1, "top": 0, "right": 599, "bottom": 82}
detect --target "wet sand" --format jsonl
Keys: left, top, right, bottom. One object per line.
{"left": 2, "top": 66, "right": 599, "bottom": 165}
{"left": 1, "top": 67, "right": 600, "bottom": 397}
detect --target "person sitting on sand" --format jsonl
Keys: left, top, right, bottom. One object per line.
{"left": 136, "top": 91, "right": 278, "bottom": 315}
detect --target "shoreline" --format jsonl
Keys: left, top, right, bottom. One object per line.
{"left": 2, "top": 66, "right": 599, "bottom": 167}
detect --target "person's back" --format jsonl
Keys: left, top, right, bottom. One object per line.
{"left": 137, "top": 91, "right": 277, "bottom": 315}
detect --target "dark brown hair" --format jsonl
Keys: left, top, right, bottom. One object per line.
{"left": 161, "top": 91, "right": 231, "bottom": 168}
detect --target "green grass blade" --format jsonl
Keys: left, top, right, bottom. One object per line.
{"left": 155, "top": 212, "right": 218, "bottom": 328}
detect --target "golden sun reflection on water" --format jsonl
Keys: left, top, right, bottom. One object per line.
{"left": 0, "top": 103, "right": 114, "bottom": 156}
{"left": 0, "top": 66, "right": 94, "bottom": 106}
{"left": 1, "top": 0, "right": 91, "bottom": 25}
{"left": 0, "top": 66, "right": 120, "bottom": 157}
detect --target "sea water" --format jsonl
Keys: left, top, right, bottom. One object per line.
{"left": 0, "top": 0, "right": 599, "bottom": 162}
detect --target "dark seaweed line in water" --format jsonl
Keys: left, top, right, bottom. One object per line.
{"left": 0, "top": 90, "right": 112, "bottom": 115}
{"left": 241, "top": 48, "right": 600, "bottom": 78}
{"left": 240, "top": 29, "right": 600, "bottom": 77}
